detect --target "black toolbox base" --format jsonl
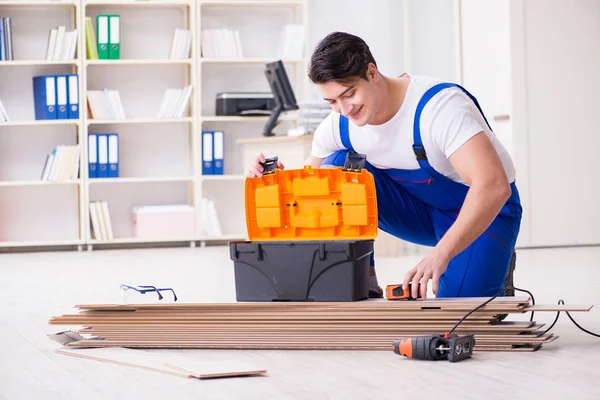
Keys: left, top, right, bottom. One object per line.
{"left": 229, "top": 240, "right": 373, "bottom": 302}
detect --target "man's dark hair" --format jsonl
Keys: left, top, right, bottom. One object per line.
{"left": 308, "top": 32, "right": 377, "bottom": 85}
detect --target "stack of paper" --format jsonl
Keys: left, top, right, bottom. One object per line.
{"left": 46, "top": 26, "right": 78, "bottom": 61}
{"left": 156, "top": 85, "right": 193, "bottom": 118}
{"left": 200, "top": 29, "right": 243, "bottom": 58}
{"left": 41, "top": 145, "right": 80, "bottom": 181}
{"left": 298, "top": 102, "right": 331, "bottom": 134}
{"left": 169, "top": 28, "right": 192, "bottom": 60}
{"left": 89, "top": 200, "right": 114, "bottom": 241}
{"left": 87, "top": 89, "right": 126, "bottom": 120}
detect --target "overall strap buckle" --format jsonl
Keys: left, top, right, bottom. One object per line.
{"left": 412, "top": 144, "right": 428, "bottom": 161}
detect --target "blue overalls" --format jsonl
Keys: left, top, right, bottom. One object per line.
{"left": 322, "top": 83, "right": 523, "bottom": 297}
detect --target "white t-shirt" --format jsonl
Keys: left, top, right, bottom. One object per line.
{"left": 310, "top": 74, "right": 516, "bottom": 185}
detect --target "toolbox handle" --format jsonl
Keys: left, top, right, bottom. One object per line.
{"left": 259, "top": 156, "right": 279, "bottom": 175}
{"left": 255, "top": 243, "right": 264, "bottom": 261}
{"left": 343, "top": 152, "right": 367, "bottom": 172}
{"left": 318, "top": 242, "right": 326, "bottom": 261}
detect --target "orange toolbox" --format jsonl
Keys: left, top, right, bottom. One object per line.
{"left": 229, "top": 152, "right": 378, "bottom": 302}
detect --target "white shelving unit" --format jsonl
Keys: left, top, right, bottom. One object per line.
{"left": 197, "top": 0, "right": 308, "bottom": 240}
{"left": 0, "top": 0, "right": 309, "bottom": 251}
{"left": 0, "top": 0, "right": 84, "bottom": 248}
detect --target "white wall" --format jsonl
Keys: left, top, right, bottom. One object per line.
{"left": 306, "top": 0, "right": 406, "bottom": 98}
{"left": 515, "top": 0, "right": 600, "bottom": 247}
{"left": 405, "top": 0, "right": 457, "bottom": 81}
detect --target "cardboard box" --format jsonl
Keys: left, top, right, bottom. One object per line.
{"left": 132, "top": 205, "right": 195, "bottom": 239}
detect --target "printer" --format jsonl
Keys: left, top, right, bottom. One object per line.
{"left": 216, "top": 92, "right": 276, "bottom": 116}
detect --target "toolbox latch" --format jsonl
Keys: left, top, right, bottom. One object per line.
{"left": 260, "top": 156, "right": 279, "bottom": 175}
{"left": 343, "top": 152, "right": 367, "bottom": 172}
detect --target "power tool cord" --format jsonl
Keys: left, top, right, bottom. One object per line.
{"left": 540, "top": 299, "right": 600, "bottom": 338}
{"left": 446, "top": 286, "right": 535, "bottom": 336}
{"left": 446, "top": 286, "right": 600, "bottom": 338}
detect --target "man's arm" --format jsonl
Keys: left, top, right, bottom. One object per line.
{"left": 403, "top": 131, "right": 511, "bottom": 298}
{"left": 304, "top": 154, "right": 324, "bottom": 168}
{"left": 437, "top": 131, "right": 511, "bottom": 256}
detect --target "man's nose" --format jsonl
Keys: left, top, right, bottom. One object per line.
{"left": 340, "top": 100, "right": 352, "bottom": 116}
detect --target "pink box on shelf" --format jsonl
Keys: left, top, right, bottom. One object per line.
{"left": 131, "top": 205, "right": 195, "bottom": 239}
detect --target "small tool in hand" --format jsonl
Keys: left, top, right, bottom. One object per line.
{"left": 386, "top": 283, "right": 422, "bottom": 300}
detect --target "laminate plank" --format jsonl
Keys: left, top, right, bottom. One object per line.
{"left": 55, "top": 348, "right": 267, "bottom": 379}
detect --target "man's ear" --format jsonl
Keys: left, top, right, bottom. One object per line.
{"left": 367, "top": 63, "right": 380, "bottom": 83}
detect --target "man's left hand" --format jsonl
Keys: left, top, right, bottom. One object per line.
{"left": 402, "top": 252, "right": 450, "bottom": 299}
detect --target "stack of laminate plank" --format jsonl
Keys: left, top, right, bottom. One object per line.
{"left": 48, "top": 296, "right": 593, "bottom": 352}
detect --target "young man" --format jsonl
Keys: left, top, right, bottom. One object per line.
{"left": 248, "top": 32, "right": 521, "bottom": 300}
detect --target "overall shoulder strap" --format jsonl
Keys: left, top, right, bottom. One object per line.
{"left": 413, "top": 82, "right": 493, "bottom": 167}
{"left": 339, "top": 115, "right": 355, "bottom": 152}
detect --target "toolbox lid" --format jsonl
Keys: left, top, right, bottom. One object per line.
{"left": 245, "top": 160, "right": 378, "bottom": 241}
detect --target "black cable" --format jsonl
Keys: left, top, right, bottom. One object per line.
{"left": 447, "top": 287, "right": 600, "bottom": 338}
{"left": 447, "top": 285, "right": 535, "bottom": 335}
{"left": 541, "top": 299, "right": 600, "bottom": 338}
{"left": 540, "top": 301, "right": 562, "bottom": 335}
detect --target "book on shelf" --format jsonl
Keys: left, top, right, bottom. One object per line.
{"left": 32, "top": 74, "right": 80, "bottom": 120}
{"left": 201, "top": 130, "right": 224, "bottom": 175}
{"left": 0, "top": 97, "right": 9, "bottom": 122}
{"left": 96, "top": 14, "right": 120, "bottom": 60}
{"left": 46, "top": 26, "right": 78, "bottom": 61}
{"left": 41, "top": 144, "right": 80, "bottom": 182}
{"left": 169, "top": 28, "right": 192, "bottom": 60}
{"left": 89, "top": 200, "right": 114, "bottom": 242}
{"left": 202, "top": 198, "right": 222, "bottom": 237}
{"left": 0, "top": 16, "right": 14, "bottom": 61}
{"left": 87, "top": 89, "right": 126, "bottom": 120}
{"left": 156, "top": 85, "right": 193, "bottom": 118}
{"left": 88, "top": 133, "right": 119, "bottom": 179}
{"left": 85, "top": 16, "right": 99, "bottom": 60}
{"left": 200, "top": 28, "right": 243, "bottom": 59}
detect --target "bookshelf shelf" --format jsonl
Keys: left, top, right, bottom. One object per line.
{"left": 0, "top": 60, "right": 79, "bottom": 67}
{"left": 199, "top": 234, "right": 247, "bottom": 241}
{"left": 201, "top": 174, "right": 245, "bottom": 181}
{"left": 0, "top": 120, "right": 80, "bottom": 127}
{"left": 87, "top": 233, "right": 246, "bottom": 245}
{"left": 201, "top": 115, "right": 299, "bottom": 122}
{"left": 0, "top": 180, "right": 81, "bottom": 187}
{"left": 88, "top": 237, "right": 195, "bottom": 245}
{"left": 200, "top": 1, "right": 304, "bottom": 8}
{"left": 0, "top": 239, "right": 84, "bottom": 248}
{"left": 0, "top": 1, "right": 78, "bottom": 7}
{"left": 85, "top": 59, "right": 192, "bottom": 66}
{"left": 88, "top": 176, "right": 193, "bottom": 184}
{"left": 200, "top": 58, "right": 304, "bottom": 64}
{"left": 86, "top": 118, "right": 193, "bottom": 125}
{"left": 84, "top": 1, "right": 192, "bottom": 7}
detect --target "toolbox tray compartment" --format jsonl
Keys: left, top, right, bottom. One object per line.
{"left": 230, "top": 239, "right": 374, "bottom": 302}
{"left": 244, "top": 163, "right": 378, "bottom": 241}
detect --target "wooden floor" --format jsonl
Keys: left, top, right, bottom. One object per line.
{"left": 1, "top": 244, "right": 599, "bottom": 400}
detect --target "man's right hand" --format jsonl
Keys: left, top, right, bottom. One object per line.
{"left": 247, "top": 152, "right": 285, "bottom": 178}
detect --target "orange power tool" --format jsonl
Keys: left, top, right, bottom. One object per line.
{"left": 392, "top": 333, "right": 475, "bottom": 362}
